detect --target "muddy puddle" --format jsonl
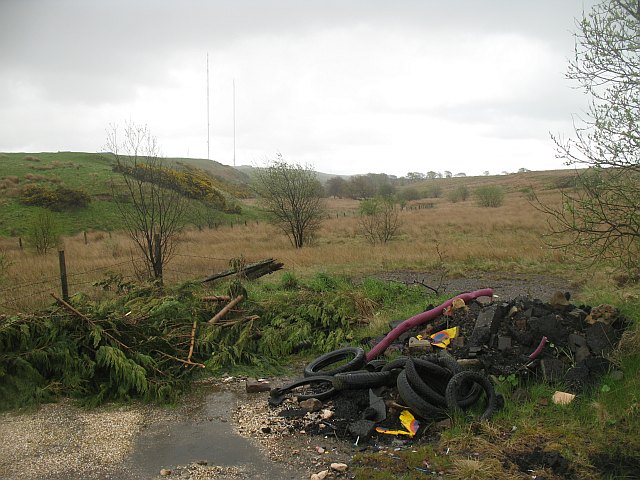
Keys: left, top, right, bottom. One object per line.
{"left": 119, "top": 387, "right": 302, "bottom": 479}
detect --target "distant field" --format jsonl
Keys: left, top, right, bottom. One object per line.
{"left": 0, "top": 184, "right": 579, "bottom": 313}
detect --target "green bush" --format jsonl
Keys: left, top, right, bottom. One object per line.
{"left": 424, "top": 184, "right": 443, "bottom": 198}
{"left": 519, "top": 187, "right": 536, "bottom": 201}
{"left": 447, "top": 185, "right": 469, "bottom": 203}
{"left": 20, "top": 184, "right": 91, "bottom": 211}
{"left": 399, "top": 187, "right": 421, "bottom": 202}
{"left": 26, "top": 210, "right": 60, "bottom": 254}
{"left": 475, "top": 185, "right": 505, "bottom": 207}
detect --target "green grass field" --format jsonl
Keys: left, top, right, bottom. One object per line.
{"left": 0, "top": 151, "right": 259, "bottom": 236}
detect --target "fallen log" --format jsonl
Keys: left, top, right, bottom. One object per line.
{"left": 201, "top": 258, "right": 284, "bottom": 283}
{"left": 186, "top": 320, "right": 197, "bottom": 365}
{"left": 208, "top": 295, "right": 244, "bottom": 324}
{"left": 202, "top": 295, "right": 232, "bottom": 302}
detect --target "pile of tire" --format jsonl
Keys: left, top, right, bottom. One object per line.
{"left": 269, "top": 346, "right": 499, "bottom": 421}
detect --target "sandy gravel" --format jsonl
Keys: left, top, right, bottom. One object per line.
{"left": 0, "top": 401, "right": 145, "bottom": 479}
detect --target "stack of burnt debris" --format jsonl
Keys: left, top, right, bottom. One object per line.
{"left": 264, "top": 291, "right": 628, "bottom": 444}
{"left": 430, "top": 291, "right": 626, "bottom": 391}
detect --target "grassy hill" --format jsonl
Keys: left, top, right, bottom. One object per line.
{"left": 0, "top": 152, "right": 257, "bottom": 237}
{"left": 0, "top": 150, "right": 584, "bottom": 237}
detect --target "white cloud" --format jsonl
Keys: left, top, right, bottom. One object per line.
{"left": 0, "top": 0, "right": 594, "bottom": 176}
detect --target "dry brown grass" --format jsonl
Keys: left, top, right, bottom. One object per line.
{"left": 0, "top": 190, "right": 573, "bottom": 313}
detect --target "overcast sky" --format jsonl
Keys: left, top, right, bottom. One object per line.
{"left": 0, "top": 0, "right": 596, "bottom": 177}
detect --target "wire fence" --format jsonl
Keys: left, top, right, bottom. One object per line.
{"left": 0, "top": 245, "right": 283, "bottom": 315}
{"left": 0, "top": 254, "right": 142, "bottom": 315}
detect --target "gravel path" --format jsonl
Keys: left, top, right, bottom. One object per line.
{"left": 375, "top": 271, "right": 579, "bottom": 303}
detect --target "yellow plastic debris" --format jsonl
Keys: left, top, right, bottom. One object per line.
{"left": 430, "top": 326, "right": 459, "bottom": 348}
{"left": 375, "top": 410, "right": 420, "bottom": 437}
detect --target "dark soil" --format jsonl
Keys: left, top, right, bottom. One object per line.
{"left": 376, "top": 271, "right": 580, "bottom": 302}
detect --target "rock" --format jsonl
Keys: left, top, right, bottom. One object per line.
{"left": 567, "top": 333, "right": 587, "bottom": 353}
{"left": 584, "top": 356, "right": 611, "bottom": 376}
{"left": 585, "top": 323, "right": 616, "bottom": 356}
{"left": 348, "top": 419, "right": 376, "bottom": 439}
{"left": 565, "top": 363, "right": 589, "bottom": 390}
{"left": 408, "top": 336, "right": 432, "bottom": 354}
{"left": 299, "top": 398, "right": 323, "bottom": 412}
{"left": 321, "top": 409, "right": 334, "bottom": 420}
{"left": 331, "top": 462, "right": 349, "bottom": 472}
{"left": 568, "top": 308, "right": 588, "bottom": 321}
{"left": 476, "top": 295, "right": 493, "bottom": 307}
{"left": 497, "top": 336, "right": 512, "bottom": 351}
{"left": 552, "top": 391, "right": 575, "bottom": 405}
{"left": 451, "top": 336, "right": 465, "bottom": 348}
{"left": 550, "top": 291, "right": 571, "bottom": 308}
{"left": 160, "top": 468, "right": 171, "bottom": 476}
{"left": 310, "top": 470, "right": 329, "bottom": 480}
{"left": 575, "top": 346, "right": 591, "bottom": 364}
{"left": 541, "top": 358, "right": 566, "bottom": 384}
{"left": 528, "top": 314, "right": 570, "bottom": 345}
{"left": 469, "top": 305, "right": 500, "bottom": 347}
{"left": 586, "top": 304, "right": 618, "bottom": 325}
{"left": 316, "top": 446, "right": 325, "bottom": 454}
{"left": 246, "top": 378, "right": 271, "bottom": 393}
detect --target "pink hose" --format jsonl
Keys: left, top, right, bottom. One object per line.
{"left": 528, "top": 335, "right": 548, "bottom": 360}
{"left": 366, "top": 288, "right": 494, "bottom": 361}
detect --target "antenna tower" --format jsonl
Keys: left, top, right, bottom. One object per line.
{"left": 206, "top": 53, "right": 210, "bottom": 160}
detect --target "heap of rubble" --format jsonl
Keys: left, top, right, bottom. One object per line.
{"left": 260, "top": 292, "right": 628, "bottom": 445}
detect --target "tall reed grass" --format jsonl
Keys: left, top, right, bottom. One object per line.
{"left": 0, "top": 190, "right": 574, "bottom": 313}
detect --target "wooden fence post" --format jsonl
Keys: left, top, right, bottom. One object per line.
{"left": 18, "top": 237, "right": 23, "bottom": 250}
{"left": 58, "top": 250, "right": 69, "bottom": 302}
{"left": 83, "top": 231, "right": 88, "bottom": 245}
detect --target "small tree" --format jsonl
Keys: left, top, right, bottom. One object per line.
{"left": 542, "top": 0, "right": 640, "bottom": 273}
{"left": 254, "top": 156, "right": 325, "bottom": 248}
{"left": 348, "top": 175, "right": 376, "bottom": 199}
{"left": 447, "top": 185, "right": 470, "bottom": 203}
{"left": 358, "top": 196, "right": 401, "bottom": 245}
{"left": 106, "top": 122, "right": 186, "bottom": 281}
{"left": 326, "top": 176, "right": 349, "bottom": 198}
{"left": 399, "top": 187, "right": 421, "bottom": 202}
{"left": 475, "top": 186, "right": 504, "bottom": 207}
{"left": 27, "top": 210, "right": 60, "bottom": 255}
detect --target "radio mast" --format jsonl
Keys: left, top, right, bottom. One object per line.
{"left": 233, "top": 78, "right": 236, "bottom": 167}
{"left": 206, "top": 53, "right": 210, "bottom": 160}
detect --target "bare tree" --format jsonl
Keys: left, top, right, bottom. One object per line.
{"left": 106, "top": 122, "right": 186, "bottom": 281}
{"left": 358, "top": 196, "right": 402, "bottom": 245}
{"left": 542, "top": 0, "right": 640, "bottom": 274}
{"left": 254, "top": 156, "right": 325, "bottom": 248}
